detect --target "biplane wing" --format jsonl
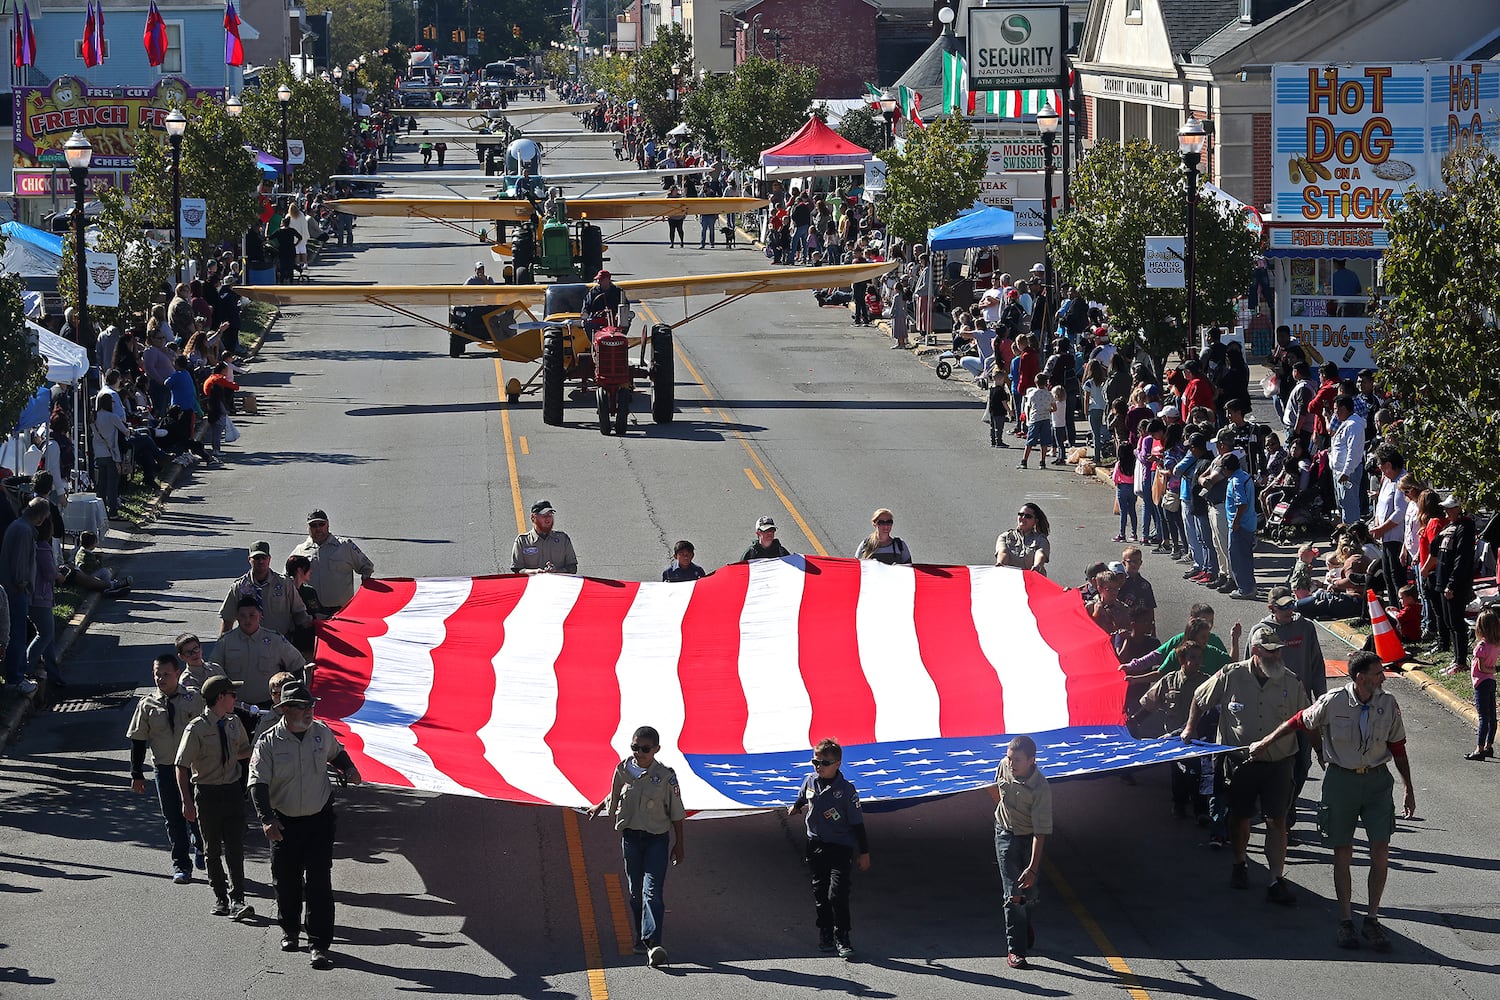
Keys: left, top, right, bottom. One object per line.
{"left": 327, "top": 166, "right": 710, "bottom": 189}
{"left": 329, "top": 196, "right": 766, "bottom": 222}
{"left": 398, "top": 103, "right": 587, "bottom": 117}
{"left": 237, "top": 262, "right": 895, "bottom": 314}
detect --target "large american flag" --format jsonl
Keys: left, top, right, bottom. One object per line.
{"left": 571, "top": 0, "right": 583, "bottom": 35}
{"left": 313, "top": 557, "right": 1223, "bottom": 812}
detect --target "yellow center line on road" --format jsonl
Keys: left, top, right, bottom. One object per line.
{"left": 602, "top": 874, "right": 638, "bottom": 956}
{"left": 519, "top": 435, "right": 530, "bottom": 455}
{"left": 744, "top": 468, "right": 764, "bottom": 490}
{"left": 640, "top": 303, "right": 827, "bottom": 556}
{"left": 1044, "top": 859, "right": 1154, "bottom": 1000}
{"left": 494, "top": 357, "right": 609, "bottom": 1000}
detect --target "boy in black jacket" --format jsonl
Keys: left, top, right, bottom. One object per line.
{"left": 789, "top": 738, "right": 871, "bottom": 960}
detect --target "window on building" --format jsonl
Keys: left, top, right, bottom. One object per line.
{"left": 719, "top": 11, "right": 736, "bottom": 48}
{"left": 1096, "top": 98, "right": 1120, "bottom": 144}
{"left": 1123, "top": 101, "right": 1148, "bottom": 141}
{"left": 1125, "top": 0, "right": 1144, "bottom": 23}
{"left": 161, "top": 22, "right": 183, "bottom": 74}
{"left": 1151, "top": 106, "right": 1180, "bottom": 152}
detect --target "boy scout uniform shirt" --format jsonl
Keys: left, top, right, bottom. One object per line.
{"left": 793, "top": 772, "right": 866, "bottom": 848}
{"left": 176, "top": 710, "right": 251, "bottom": 786}
{"left": 1194, "top": 659, "right": 1309, "bottom": 761}
{"left": 1301, "top": 683, "right": 1406, "bottom": 770}
{"left": 994, "top": 759, "right": 1053, "bottom": 835}
{"left": 610, "top": 760, "right": 686, "bottom": 834}
{"left": 214, "top": 627, "right": 307, "bottom": 705}
{"left": 181, "top": 658, "right": 220, "bottom": 693}
{"left": 249, "top": 720, "right": 343, "bottom": 817}
{"left": 126, "top": 687, "right": 206, "bottom": 766}
{"left": 291, "top": 534, "right": 375, "bottom": 608}
{"left": 510, "top": 529, "right": 578, "bottom": 574}
{"left": 219, "top": 569, "right": 310, "bottom": 636}
{"left": 1141, "top": 669, "right": 1207, "bottom": 733}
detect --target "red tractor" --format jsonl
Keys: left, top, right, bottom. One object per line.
{"left": 538, "top": 283, "right": 674, "bottom": 435}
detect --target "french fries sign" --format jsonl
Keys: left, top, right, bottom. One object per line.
{"left": 1272, "top": 62, "right": 1499, "bottom": 224}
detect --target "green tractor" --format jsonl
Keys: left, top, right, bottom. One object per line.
{"left": 510, "top": 215, "right": 605, "bottom": 283}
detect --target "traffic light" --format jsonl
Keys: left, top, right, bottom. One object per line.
{"left": 450, "top": 29, "right": 460, "bottom": 42}
{"left": 422, "top": 25, "right": 435, "bottom": 40}
{"left": 475, "top": 27, "right": 484, "bottom": 41}
{"left": 512, "top": 24, "right": 521, "bottom": 38}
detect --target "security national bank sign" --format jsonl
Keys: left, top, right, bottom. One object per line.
{"left": 968, "top": 4, "right": 1066, "bottom": 91}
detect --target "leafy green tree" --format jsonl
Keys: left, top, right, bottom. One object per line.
{"left": 128, "top": 98, "right": 260, "bottom": 254}
{"left": 58, "top": 187, "right": 176, "bottom": 330}
{"left": 0, "top": 235, "right": 46, "bottom": 434}
{"left": 540, "top": 49, "right": 570, "bottom": 80}
{"left": 1376, "top": 142, "right": 1500, "bottom": 509}
{"left": 327, "top": 0, "right": 391, "bottom": 69}
{"left": 835, "top": 105, "right": 884, "bottom": 156}
{"left": 1046, "top": 140, "right": 1258, "bottom": 367}
{"left": 630, "top": 25, "right": 694, "bottom": 136}
{"left": 710, "top": 56, "right": 818, "bottom": 165}
{"left": 682, "top": 71, "right": 731, "bottom": 152}
{"left": 236, "top": 64, "right": 349, "bottom": 184}
{"left": 878, "top": 115, "right": 986, "bottom": 247}
{"left": 580, "top": 53, "right": 633, "bottom": 102}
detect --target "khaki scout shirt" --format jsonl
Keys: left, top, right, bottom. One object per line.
{"left": 214, "top": 626, "right": 306, "bottom": 705}
{"left": 609, "top": 760, "right": 686, "bottom": 835}
{"left": 181, "top": 658, "right": 220, "bottom": 693}
{"left": 219, "top": 569, "right": 310, "bottom": 637}
{"left": 175, "top": 710, "right": 251, "bottom": 786}
{"left": 1301, "top": 682, "right": 1406, "bottom": 770}
{"left": 994, "top": 759, "right": 1053, "bottom": 835}
{"left": 1194, "top": 659, "right": 1309, "bottom": 761}
{"left": 126, "top": 686, "right": 205, "bottom": 766}
{"left": 291, "top": 534, "right": 375, "bottom": 608}
{"left": 249, "top": 720, "right": 344, "bottom": 817}
{"left": 510, "top": 529, "right": 578, "bottom": 574}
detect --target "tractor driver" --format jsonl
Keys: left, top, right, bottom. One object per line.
{"left": 582, "top": 270, "right": 626, "bottom": 328}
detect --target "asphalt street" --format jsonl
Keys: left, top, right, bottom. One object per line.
{"left": 1, "top": 104, "right": 1496, "bottom": 1000}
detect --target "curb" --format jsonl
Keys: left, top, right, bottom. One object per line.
{"left": 1319, "top": 618, "right": 1479, "bottom": 726}
{"left": 1, "top": 302, "right": 279, "bottom": 750}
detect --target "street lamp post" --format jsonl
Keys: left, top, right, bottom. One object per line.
{"left": 225, "top": 94, "right": 242, "bottom": 118}
{"left": 277, "top": 83, "right": 292, "bottom": 191}
{"left": 1178, "top": 118, "right": 1207, "bottom": 349}
{"left": 165, "top": 107, "right": 187, "bottom": 284}
{"left": 669, "top": 62, "right": 680, "bottom": 121}
{"left": 878, "top": 91, "right": 899, "bottom": 150}
{"left": 64, "top": 130, "right": 93, "bottom": 346}
{"left": 1036, "top": 105, "right": 1060, "bottom": 330}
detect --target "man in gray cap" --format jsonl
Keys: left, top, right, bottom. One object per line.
{"left": 175, "top": 675, "right": 254, "bottom": 921}
{"left": 291, "top": 510, "right": 375, "bottom": 611}
{"left": 1255, "top": 586, "right": 1328, "bottom": 839}
{"left": 742, "top": 516, "right": 791, "bottom": 561}
{"left": 1184, "top": 624, "right": 1310, "bottom": 906}
{"left": 510, "top": 500, "right": 578, "bottom": 575}
{"left": 250, "top": 680, "right": 362, "bottom": 969}
{"left": 220, "top": 540, "right": 309, "bottom": 636}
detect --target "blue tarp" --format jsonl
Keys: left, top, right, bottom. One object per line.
{"left": 16, "top": 387, "right": 50, "bottom": 432}
{"left": 926, "top": 205, "right": 1039, "bottom": 252}
{"left": 1, "top": 221, "right": 64, "bottom": 258}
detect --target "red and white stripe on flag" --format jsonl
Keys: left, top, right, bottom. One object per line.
{"left": 313, "top": 557, "right": 1124, "bottom": 810}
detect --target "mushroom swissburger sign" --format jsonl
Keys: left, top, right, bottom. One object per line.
{"left": 968, "top": 5, "right": 1066, "bottom": 91}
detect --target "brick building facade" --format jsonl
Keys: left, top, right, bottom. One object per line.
{"left": 734, "top": 0, "right": 880, "bottom": 99}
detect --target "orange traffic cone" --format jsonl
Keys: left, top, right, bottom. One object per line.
{"left": 1367, "top": 589, "right": 1407, "bottom": 666}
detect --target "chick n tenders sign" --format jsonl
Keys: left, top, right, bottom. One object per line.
{"left": 1271, "top": 62, "right": 1499, "bottom": 223}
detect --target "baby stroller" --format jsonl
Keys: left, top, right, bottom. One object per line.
{"left": 1263, "top": 453, "right": 1334, "bottom": 543}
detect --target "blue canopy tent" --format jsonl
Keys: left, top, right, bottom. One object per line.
{"left": 926, "top": 206, "right": 1040, "bottom": 252}
{"left": 1, "top": 221, "right": 65, "bottom": 292}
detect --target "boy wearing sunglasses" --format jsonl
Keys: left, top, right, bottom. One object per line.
{"left": 789, "top": 738, "right": 871, "bottom": 960}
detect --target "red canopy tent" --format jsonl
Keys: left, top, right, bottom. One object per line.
{"left": 759, "top": 117, "right": 873, "bottom": 175}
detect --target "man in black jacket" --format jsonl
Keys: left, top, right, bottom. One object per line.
{"left": 1435, "top": 496, "right": 1476, "bottom": 673}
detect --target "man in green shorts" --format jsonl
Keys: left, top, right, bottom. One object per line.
{"left": 1249, "top": 650, "right": 1416, "bottom": 952}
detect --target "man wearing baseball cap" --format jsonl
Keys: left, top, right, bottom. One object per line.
{"left": 291, "top": 510, "right": 375, "bottom": 611}
{"left": 582, "top": 268, "right": 625, "bottom": 324}
{"left": 465, "top": 261, "right": 494, "bottom": 286}
{"left": 219, "top": 540, "right": 310, "bottom": 637}
{"left": 1183, "top": 623, "right": 1310, "bottom": 906}
{"left": 1255, "top": 586, "right": 1328, "bottom": 840}
{"left": 175, "top": 675, "right": 255, "bottom": 921}
{"left": 510, "top": 500, "right": 578, "bottom": 575}
{"left": 742, "top": 516, "right": 791, "bottom": 562}
{"left": 250, "top": 680, "right": 362, "bottom": 969}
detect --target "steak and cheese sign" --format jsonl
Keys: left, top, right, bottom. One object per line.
{"left": 968, "top": 5, "right": 1066, "bottom": 92}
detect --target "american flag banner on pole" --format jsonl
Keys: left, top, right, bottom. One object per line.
{"left": 313, "top": 557, "right": 1229, "bottom": 812}
{"left": 571, "top": 0, "right": 583, "bottom": 34}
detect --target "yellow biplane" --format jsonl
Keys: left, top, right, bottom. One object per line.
{"left": 238, "top": 261, "right": 894, "bottom": 432}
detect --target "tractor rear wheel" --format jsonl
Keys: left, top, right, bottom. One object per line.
{"left": 650, "top": 324, "right": 674, "bottom": 424}
{"left": 542, "top": 329, "right": 565, "bottom": 426}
